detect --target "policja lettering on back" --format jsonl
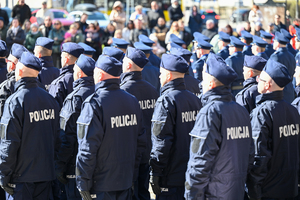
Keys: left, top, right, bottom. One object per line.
{"left": 29, "top": 109, "right": 55, "bottom": 123}
{"left": 279, "top": 124, "right": 299, "bottom": 138}
{"left": 227, "top": 126, "right": 250, "bottom": 140}
{"left": 139, "top": 99, "right": 156, "bottom": 110}
{"left": 182, "top": 110, "right": 199, "bottom": 123}
{"left": 111, "top": 114, "right": 137, "bottom": 128}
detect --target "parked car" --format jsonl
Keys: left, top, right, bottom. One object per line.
{"left": 68, "top": 11, "right": 109, "bottom": 28}
{"left": 230, "top": 9, "right": 250, "bottom": 23}
{"left": 200, "top": 9, "right": 220, "bottom": 28}
{"left": 30, "top": 9, "right": 75, "bottom": 29}
{"left": 2, "top": 7, "right": 12, "bottom": 24}
{"left": 74, "top": 3, "right": 97, "bottom": 12}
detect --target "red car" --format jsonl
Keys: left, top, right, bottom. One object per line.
{"left": 30, "top": 9, "right": 75, "bottom": 29}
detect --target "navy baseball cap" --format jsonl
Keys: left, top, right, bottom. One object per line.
{"left": 240, "top": 30, "right": 253, "bottom": 41}
{"left": 103, "top": 47, "right": 124, "bottom": 61}
{"left": 169, "top": 47, "right": 192, "bottom": 63}
{"left": 193, "top": 32, "right": 210, "bottom": 42}
{"left": 125, "top": 47, "right": 149, "bottom": 68}
{"left": 0, "top": 40, "right": 7, "bottom": 57}
{"left": 112, "top": 38, "right": 130, "bottom": 49}
{"left": 280, "top": 29, "right": 293, "bottom": 40}
{"left": 169, "top": 34, "right": 186, "bottom": 45}
{"left": 139, "top": 34, "right": 154, "bottom": 47}
{"left": 251, "top": 35, "right": 268, "bottom": 48}
{"left": 219, "top": 31, "right": 230, "bottom": 43}
{"left": 10, "top": 43, "right": 29, "bottom": 59}
{"left": 62, "top": 42, "right": 84, "bottom": 58}
{"left": 229, "top": 36, "right": 246, "bottom": 48}
{"left": 19, "top": 52, "right": 42, "bottom": 71}
{"left": 196, "top": 38, "right": 213, "bottom": 50}
{"left": 263, "top": 59, "right": 291, "bottom": 87}
{"left": 95, "top": 54, "right": 122, "bottom": 76}
{"left": 161, "top": 53, "right": 189, "bottom": 73}
{"left": 75, "top": 54, "right": 95, "bottom": 76}
{"left": 260, "top": 30, "right": 273, "bottom": 40}
{"left": 170, "top": 42, "right": 183, "bottom": 49}
{"left": 35, "top": 37, "right": 54, "bottom": 50}
{"left": 78, "top": 42, "right": 96, "bottom": 56}
{"left": 205, "top": 53, "right": 237, "bottom": 86}
{"left": 274, "top": 31, "right": 289, "bottom": 44}
{"left": 244, "top": 55, "right": 267, "bottom": 71}
{"left": 134, "top": 42, "right": 152, "bottom": 54}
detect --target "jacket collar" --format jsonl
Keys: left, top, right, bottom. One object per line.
{"left": 39, "top": 56, "right": 54, "bottom": 68}
{"left": 0, "top": 58, "right": 6, "bottom": 68}
{"left": 256, "top": 90, "right": 283, "bottom": 105}
{"left": 201, "top": 86, "right": 232, "bottom": 106}
{"left": 160, "top": 78, "right": 186, "bottom": 95}
{"left": 232, "top": 51, "right": 243, "bottom": 57}
{"left": 60, "top": 64, "right": 74, "bottom": 75}
{"left": 95, "top": 78, "right": 120, "bottom": 91}
{"left": 73, "top": 76, "right": 94, "bottom": 89}
{"left": 6, "top": 70, "right": 15, "bottom": 79}
{"left": 120, "top": 71, "right": 142, "bottom": 86}
{"left": 243, "top": 76, "right": 257, "bottom": 87}
{"left": 14, "top": 77, "right": 38, "bottom": 91}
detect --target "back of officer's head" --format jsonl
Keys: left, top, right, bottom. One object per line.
{"left": 74, "top": 54, "right": 95, "bottom": 81}
{"left": 243, "top": 55, "right": 267, "bottom": 80}
{"left": 34, "top": 37, "right": 53, "bottom": 58}
{"left": 257, "top": 59, "right": 291, "bottom": 94}
{"left": 15, "top": 52, "right": 42, "bottom": 82}
{"left": 202, "top": 53, "right": 237, "bottom": 94}
{"left": 94, "top": 54, "right": 122, "bottom": 84}
{"left": 61, "top": 43, "right": 84, "bottom": 68}
{"left": 160, "top": 54, "right": 188, "bottom": 87}
{"left": 123, "top": 47, "right": 149, "bottom": 73}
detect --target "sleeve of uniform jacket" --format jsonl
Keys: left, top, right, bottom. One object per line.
{"left": 0, "top": 80, "right": 14, "bottom": 118}
{"left": 76, "top": 100, "right": 103, "bottom": 191}
{"left": 247, "top": 107, "right": 272, "bottom": 199}
{"left": 56, "top": 96, "right": 82, "bottom": 173}
{"left": 185, "top": 105, "right": 221, "bottom": 200}
{"left": 0, "top": 97, "right": 23, "bottom": 186}
{"left": 149, "top": 96, "right": 175, "bottom": 177}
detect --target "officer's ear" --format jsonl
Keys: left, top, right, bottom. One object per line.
{"left": 167, "top": 71, "right": 172, "bottom": 81}
{"left": 248, "top": 70, "right": 253, "bottom": 78}
{"left": 126, "top": 61, "right": 132, "bottom": 70}
{"left": 99, "top": 71, "right": 104, "bottom": 81}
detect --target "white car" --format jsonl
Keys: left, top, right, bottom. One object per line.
{"left": 68, "top": 11, "right": 109, "bottom": 28}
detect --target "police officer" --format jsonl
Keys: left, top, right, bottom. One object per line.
{"left": 217, "top": 31, "right": 230, "bottom": 60}
{"left": 112, "top": 38, "right": 130, "bottom": 54}
{"left": 139, "top": 34, "right": 161, "bottom": 68}
{"left": 169, "top": 47, "right": 201, "bottom": 96}
{"left": 76, "top": 55, "right": 145, "bottom": 200}
{"left": 236, "top": 55, "right": 267, "bottom": 113}
{"left": 0, "top": 40, "right": 7, "bottom": 83}
{"left": 192, "top": 38, "right": 212, "bottom": 81}
{"left": 251, "top": 35, "right": 269, "bottom": 60}
{"left": 185, "top": 53, "right": 252, "bottom": 199}
{"left": 78, "top": 42, "right": 96, "bottom": 59}
{"left": 269, "top": 31, "right": 295, "bottom": 103}
{"left": 260, "top": 30, "right": 275, "bottom": 58}
{"left": 0, "top": 51, "right": 60, "bottom": 199}
{"left": 34, "top": 37, "right": 60, "bottom": 90}
{"left": 149, "top": 54, "right": 202, "bottom": 199}
{"left": 240, "top": 30, "right": 254, "bottom": 56}
{"left": 190, "top": 32, "right": 210, "bottom": 68}
{"left": 134, "top": 42, "right": 160, "bottom": 92}
{"left": 120, "top": 47, "right": 159, "bottom": 200}
{"left": 0, "top": 43, "right": 28, "bottom": 117}
{"left": 247, "top": 59, "right": 300, "bottom": 199}
{"left": 225, "top": 36, "right": 246, "bottom": 96}
{"left": 48, "top": 42, "right": 84, "bottom": 108}
{"left": 102, "top": 46, "right": 124, "bottom": 61}
{"left": 55, "top": 54, "right": 95, "bottom": 200}
{"left": 166, "top": 34, "right": 186, "bottom": 51}
{"left": 281, "top": 29, "right": 298, "bottom": 57}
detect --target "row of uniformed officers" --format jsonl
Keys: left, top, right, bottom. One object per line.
{"left": 0, "top": 28, "right": 298, "bottom": 200}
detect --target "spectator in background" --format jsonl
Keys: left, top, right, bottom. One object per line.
{"left": 168, "top": 0, "right": 183, "bottom": 25}
{"left": 149, "top": 33, "right": 165, "bottom": 57}
{"left": 0, "top": 3, "right": 9, "bottom": 26}
{"left": 85, "top": 23, "right": 101, "bottom": 59}
{"left": 22, "top": 19, "right": 31, "bottom": 35}
{"left": 49, "top": 19, "right": 65, "bottom": 68}
{"left": 39, "top": 16, "right": 52, "bottom": 37}
{"left": 12, "top": 0, "right": 31, "bottom": 26}
{"left": 244, "top": 21, "right": 251, "bottom": 33}
{"left": 165, "top": 21, "right": 180, "bottom": 44}
{"left": 266, "top": 23, "right": 274, "bottom": 34}
{"left": 78, "top": 13, "right": 88, "bottom": 33}
{"left": 101, "top": 22, "right": 115, "bottom": 46}
{"left": 254, "top": 22, "right": 264, "bottom": 36}
{"left": 286, "top": 10, "right": 292, "bottom": 28}
{"left": 130, "top": 5, "right": 148, "bottom": 29}
{"left": 225, "top": 24, "right": 239, "bottom": 37}
{"left": 36, "top": 1, "right": 54, "bottom": 25}
{"left": 6, "top": 18, "right": 25, "bottom": 52}
{"left": 68, "top": 23, "right": 84, "bottom": 43}
{"left": 188, "top": 5, "right": 202, "bottom": 34}
{"left": 130, "top": 18, "right": 148, "bottom": 45}
{"left": 24, "top": 23, "right": 43, "bottom": 52}
{"left": 236, "top": 24, "right": 245, "bottom": 36}
{"left": 110, "top": 1, "right": 126, "bottom": 30}
{"left": 179, "top": 19, "right": 192, "bottom": 46}
{"left": 248, "top": 5, "right": 263, "bottom": 35}
{"left": 0, "top": 17, "right": 8, "bottom": 41}
{"left": 202, "top": 19, "right": 217, "bottom": 41}
{"left": 148, "top": 1, "right": 165, "bottom": 32}
{"left": 153, "top": 17, "right": 168, "bottom": 48}
{"left": 114, "top": 29, "right": 123, "bottom": 39}
{"left": 122, "top": 20, "right": 134, "bottom": 42}
{"left": 274, "top": 14, "right": 287, "bottom": 32}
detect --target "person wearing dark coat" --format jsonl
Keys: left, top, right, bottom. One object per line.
{"left": 260, "top": 30, "right": 275, "bottom": 58}
{"left": 48, "top": 43, "right": 84, "bottom": 108}
{"left": 217, "top": 31, "right": 230, "bottom": 60}
{"left": 251, "top": 35, "right": 269, "bottom": 60}
{"left": 0, "top": 40, "right": 7, "bottom": 84}
{"left": 6, "top": 18, "right": 26, "bottom": 53}
{"left": 168, "top": 0, "right": 183, "bottom": 24}
{"left": 240, "top": 30, "right": 253, "bottom": 56}
{"left": 236, "top": 55, "right": 267, "bottom": 113}
{"left": 12, "top": 0, "right": 31, "bottom": 26}
{"left": 281, "top": 28, "right": 298, "bottom": 57}
{"left": 0, "top": 6, "right": 9, "bottom": 26}
{"left": 247, "top": 60, "right": 300, "bottom": 199}
{"left": 269, "top": 31, "right": 296, "bottom": 104}
{"left": 185, "top": 53, "right": 253, "bottom": 200}
{"left": 188, "top": 5, "right": 202, "bottom": 34}
{"left": 201, "top": 20, "right": 217, "bottom": 41}
{"left": 120, "top": 47, "right": 159, "bottom": 200}
{"left": 273, "top": 14, "right": 287, "bottom": 33}
{"left": 130, "top": 19, "right": 148, "bottom": 46}
{"left": 147, "top": 1, "right": 165, "bottom": 32}
{"left": 139, "top": 34, "right": 161, "bottom": 68}
{"left": 150, "top": 54, "right": 202, "bottom": 199}
{"left": 0, "top": 17, "right": 7, "bottom": 42}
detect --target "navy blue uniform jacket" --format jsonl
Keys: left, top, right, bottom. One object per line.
{"left": 149, "top": 51, "right": 161, "bottom": 68}
{"left": 192, "top": 54, "right": 208, "bottom": 81}
{"left": 217, "top": 46, "right": 230, "bottom": 60}
{"left": 38, "top": 56, "right": 60, "bottom": 90}
{"left": 264, "top": 44, "right": 275, "bottom": 58}
{"left": 243, "top": 45, "right": 253, "bottom": 56}
{"left": 141, "top": 61, "right": 160, "bottom": 92}
{"left": 0, "top": 58, "right": 7, "bottom": 84}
